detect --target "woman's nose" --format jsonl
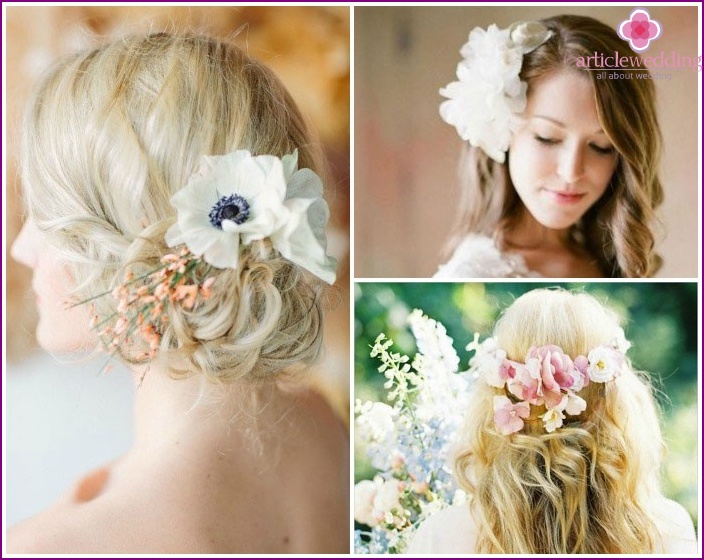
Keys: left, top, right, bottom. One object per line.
{"left": 557, "top": 142, "right": 585, "bottom": 184}
{"left": 11, "top": 220, "right": 38, "bottom": 269}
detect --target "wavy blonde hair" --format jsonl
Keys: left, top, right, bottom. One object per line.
{"left": 455, "top": 289, "right": 664, "bottom": 553}
{"left": 21, "top": 33, "right": 329, "bottom": 382}
{"left": 449, "top": 15, "right": 663, "bottom": 277}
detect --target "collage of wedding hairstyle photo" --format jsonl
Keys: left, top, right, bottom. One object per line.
{"left": 0, "top": 2, "right": 700, "bottom": 558}
{"left": 353, "top": 3, "right": 700, "bottom": 557}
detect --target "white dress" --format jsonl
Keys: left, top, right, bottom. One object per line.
{"left": 434, "top": 234, "right": 540, "bottom": 278}
{"left": 406, "top": 499, "right": 698, "bottom": 554}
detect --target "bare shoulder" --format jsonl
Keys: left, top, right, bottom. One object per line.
{"left": 277, "top": 386, "right": 349, "bottom": 551}
{"left": 7, "top": 503, "right": 123, "bottom": 554}
{"left": 282, "top": 385, "right": 349, "bottom": 489}
{"left": 286, "top": 385, "right": 348, "bottom": 447}
{"left": 651, "top": 497, "right": 697, "bottom": 554}
{"left": 7, "top": 510, "right": 62, "bottom": 554}
{"left": 7, "top": 495, "right": 237, "bottom": 554}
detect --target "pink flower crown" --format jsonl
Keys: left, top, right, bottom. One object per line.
{"left": 467, "top": 332, "right": 631, "bottom": 434}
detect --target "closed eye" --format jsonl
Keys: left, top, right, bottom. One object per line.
{"left": 534, "top": 135, "right": 559, "bottom": 145}
{"left": 590, "top": 143, "right": 615, "bottom": 156}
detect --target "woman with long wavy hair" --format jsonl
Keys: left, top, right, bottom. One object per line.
{"left": 9, "top": 33, "right": 348, "bottom": 554}
{"left": 407, "top": 289, "right": 696, "bottom": 554}
{"left": 435, "top": 15, "right": 662, "bottom": 278}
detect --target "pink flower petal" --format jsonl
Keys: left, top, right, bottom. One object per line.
{"left": 493, "top": 396, "right": 530, "bottom": 435}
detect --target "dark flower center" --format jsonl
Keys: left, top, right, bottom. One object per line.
{"left": 209, "top": 194, "right": 250, "bottom": 229}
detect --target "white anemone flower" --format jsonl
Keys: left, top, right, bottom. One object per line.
{"left": 165, "top": 149, "right": 336, "bottom": 283}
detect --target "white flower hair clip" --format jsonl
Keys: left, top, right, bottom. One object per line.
{"left": 165, "top": 149, "right": 337, "bottom": 284}
{"left": 439, "top": 21, "right": 553, "bottom": 163}
{"left": 467, "top": 330, "right": 630, "bottom": 435}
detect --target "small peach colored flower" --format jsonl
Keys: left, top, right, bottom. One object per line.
{"left": 391, "top": 455, "right": 405, "bottom": 470}
{"left": 139, "top": 324, "right": 161, "bottom": 351}
{"left": 174, "top": 284, "right": 198, "bottom": 309}
{"left": 150, "top": 302, "right": 164, "bottom": 319}
{"left": 154, "top": 282, "right": 169, "bottom": 300}
{"left": 112, "top": 286, "right": 127, "bottom": 300}
{"left": 200, "top": 277, "right": 216, "bottom": 298}
{"left": 114, "top": 316, "right": 128, "bottom": 335}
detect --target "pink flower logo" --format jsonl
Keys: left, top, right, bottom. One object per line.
{"left": 618, "top": 8, "right": 662, "bottom": 52}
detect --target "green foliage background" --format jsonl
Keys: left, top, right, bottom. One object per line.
{"left": 354, "top": 282, "right": 698, "bottom": 527}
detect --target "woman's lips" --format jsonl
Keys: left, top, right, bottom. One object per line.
{"left": 543, "top": 189, "right": 586, "bottom": 205}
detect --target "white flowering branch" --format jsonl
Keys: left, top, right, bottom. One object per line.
{"left": 355, "top": 310, "right": 474, "bottom": 554}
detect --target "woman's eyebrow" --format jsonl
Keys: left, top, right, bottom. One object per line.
{"left": 533, "top": 115, "right": 565, "bottom": 127}
{"left": 532, "top": 115, "right": 606, "bottom": 136}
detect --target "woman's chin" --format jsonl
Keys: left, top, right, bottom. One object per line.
{"left": 531, "top": 211, "right": 582, "bottom": 232}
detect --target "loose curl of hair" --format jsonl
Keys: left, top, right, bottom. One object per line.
{"left": 454, "top": 289, "right": 664, "bottom": 553}
{"left": 449, "top": 15, "right": 663, "bottom": 277}
{"left": 21, "top": 33, "right": 329, "bottom": 382}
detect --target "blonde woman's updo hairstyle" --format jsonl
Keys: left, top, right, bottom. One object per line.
{"left": 455, "top": 289, "right": 663, "bottom": 553}
{"left": 453, "top": 15, "right": 663, "bottom": 277}
{"left": 22, "top": 33, "right": 329, "bottom": 382}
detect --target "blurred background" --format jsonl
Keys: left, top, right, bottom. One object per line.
{"left": 355, "top": 5, "right": 700, "bottom": 278}
{"left": 355, "top": 282, "right": 699, "bottom": 529}
{"left": 4, "top": 5, "right": 349, "bottom": 526}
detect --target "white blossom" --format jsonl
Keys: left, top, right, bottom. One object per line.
{"left": 542, "top": 407, "right": 566, "bottom": 433}
{"left": 354, "top": 479, "right": 379, "bottom": 527}
{"left": 587, "top": 346, "right": 625, "bottom": 382}
{"left": 166, "top": 149, "right": 336, "bottom": 283}
{"left": 439, "top": 22, "right": 552, "bottom": 162}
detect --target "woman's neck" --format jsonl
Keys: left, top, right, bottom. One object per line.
{"left": 503, "top": 208, "right": 572, "bottom": 251}
{"left": 129, "top": 364, "right": 292, "bottom": 462}
{"left": 501, "top": 208, "right": 604, "bottom": 277}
